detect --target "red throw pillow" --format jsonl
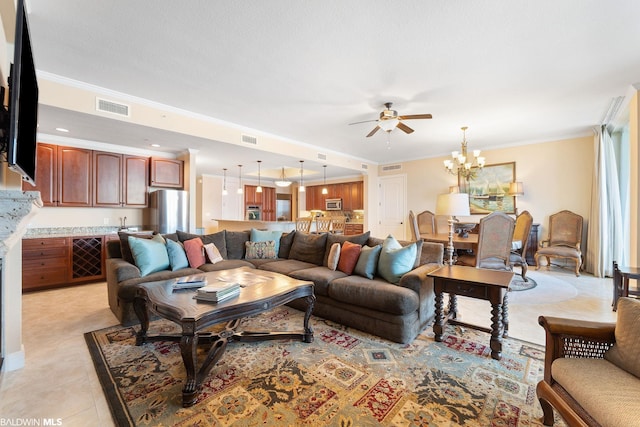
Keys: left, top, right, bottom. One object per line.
{"left": 183, "top": 237, "right": 206, "bottom": 268}
{"left": 337, "top": 241, "right": 362, "bottom": 275}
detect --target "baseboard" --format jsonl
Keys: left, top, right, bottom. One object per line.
{"left": 1, "top": 344, "right": 24, "bottom": 371}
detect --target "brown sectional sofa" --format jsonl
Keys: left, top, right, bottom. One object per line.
{"left": 106, "top": 229, "right": 444, "bottom": 344}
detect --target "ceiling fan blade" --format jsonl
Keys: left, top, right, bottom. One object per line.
{"left": 397, "top": 113, "right": 432, "bottom": 120}
{"left": 366, "top": 126, "right": 380, "bottom": 137}
{"left": 349, "top": 119, "right": 378, "bottom": 126}
{"left": 397, "top": 122, "right": 414, "bottom": 134}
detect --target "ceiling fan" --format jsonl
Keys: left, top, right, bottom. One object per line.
{"left": 349, "top": 102, "right": 433, "bottom": 137}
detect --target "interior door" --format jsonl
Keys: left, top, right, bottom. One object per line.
{"left": 378, "top": 174, "right": 407, "bottom": 239}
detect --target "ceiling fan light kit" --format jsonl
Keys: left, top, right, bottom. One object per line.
{"left": 350, "top": 102, "right": 433, "bottom": 138}
{"left": 443, "top": 126, "right": 486, "bottom": 181}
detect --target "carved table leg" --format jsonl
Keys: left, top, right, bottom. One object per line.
{"left": 434, "top": 289, "right": 445, "bottom": 342}
{"left": 448, "top": 294, "right": 458, "bottom": 320}
{"left": 133, "top": 295, "right": 150, "bottom": 346}
{"left": 303, "top": 294, "right": 316, "bottom": 343}
{"left": 180, "top": 333, "right": 199, "bottom": 407}
{"left": 489, "top": 301, "right": 503, "bottom": 360}
{"left": 502, "top": 292, "right": 509, "bottom": 338}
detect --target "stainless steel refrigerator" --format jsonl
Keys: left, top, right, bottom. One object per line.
{"left": 148, "top": 189, "right": 189, "bottom": 234}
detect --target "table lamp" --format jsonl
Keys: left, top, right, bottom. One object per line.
{"left": 508, "top": 182, "right": 524, "bottom": 215}
{"left": 436, "top": 192, "right": 471, "bottom": 265}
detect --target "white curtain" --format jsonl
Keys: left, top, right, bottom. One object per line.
{"left": 586, "top": 126, "right": 623, "bottom": 277}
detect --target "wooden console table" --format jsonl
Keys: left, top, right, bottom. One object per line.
{"left": 428, "top": 265, "right": 514, "bottom": 360}
{"left": 612, "top": 261, "right": 640, "bottom": 311}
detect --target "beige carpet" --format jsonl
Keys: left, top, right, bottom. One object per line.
{"left": 508, "top": 271, "right": 578, "bottom": 305}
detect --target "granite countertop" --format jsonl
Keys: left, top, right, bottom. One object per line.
{"left": 23, "top": 226, "right": 147, "bottom": 238}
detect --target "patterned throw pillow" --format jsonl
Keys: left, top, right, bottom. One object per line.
{"left": 203, "top": 243, "right": 223, "bottom": 264}
{"left": 245, "top": 240, "right": 277, "bottom": 259}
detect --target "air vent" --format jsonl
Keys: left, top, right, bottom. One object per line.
{"left": 241, "top": 134, "right": 257, "bottom": 145}
{"left": 382, "top": 164, "right": 402, "bottom": 172}
{"left": 361, "top": 163, "right": 368, "bottom": 170}
{"left": 317, "top": 153, "right": 327, "bottom": 161}
{"left": 96, "top": 98, "right": 130, "bottom": 117}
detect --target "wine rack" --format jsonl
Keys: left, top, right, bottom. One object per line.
{"left": 72, "top": 237, "right": 103, "bottom": 280}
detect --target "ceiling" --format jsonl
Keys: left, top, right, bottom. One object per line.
{"left": 23, "top": 1, "right": 640, "bottom": 180}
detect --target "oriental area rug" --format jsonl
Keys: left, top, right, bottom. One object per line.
{"left": 85, "top": 306, "right": 565, "bottom": 427}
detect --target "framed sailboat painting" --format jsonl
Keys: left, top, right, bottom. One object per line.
{"left": 458, "top": 162, "right": 516, "bottom": 214}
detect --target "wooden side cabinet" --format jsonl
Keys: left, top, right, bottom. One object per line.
{"left": 22, "top": 237, "right": 70, "bottom": 291}
{"left": 150, "top": 158, "right": 184, "bottom": 188}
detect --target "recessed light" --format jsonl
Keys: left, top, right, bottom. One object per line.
{"left": 150, "top": 143, "right": 161, "bottom": 147}
{"left": 55, "top": 127, "right": 69, "bottom": 133}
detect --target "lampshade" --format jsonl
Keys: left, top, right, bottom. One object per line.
{"left": 274, "top": 167, "right": 292, "bottom": 187}
{"left": 378, "top": 118, "right": 399, "bottom": 132}
{"left": 435, "top": 193, "right": 470, "bottom": 217}
{"left": 508, "top": 182, "right": 524, "bottom": 196}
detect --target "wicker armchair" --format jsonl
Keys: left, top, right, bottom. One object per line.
{"left": 537, "top": 315, "right": 616, "bottom": 426}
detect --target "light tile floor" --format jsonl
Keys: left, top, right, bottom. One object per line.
{"left": 0, "top": 267, "right": 619, "bottom": 426}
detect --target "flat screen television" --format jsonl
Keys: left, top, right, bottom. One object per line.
{"left": 6, "top": 0, "right": 39, "bottom": 187}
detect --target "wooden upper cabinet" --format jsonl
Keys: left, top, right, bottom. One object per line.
{"left": 23, "top": 143, "right": 57, "bottom": 206}
{"left": 304, "top": 181, "right": 363, "bottom": 211}
{"left": 150, "top": 158, "right": 183, "bottom": 188}
{"left": 93, "top": 152, "right": 149, "bottom": 207}
{"left": 58, "top": 146, "right": 93, "bottom": 207}
{"left": 262, "top": 187, "right": 276, "bottom": 221}
{"left": 351, "top": 181, "right": 364, "bottom": 210}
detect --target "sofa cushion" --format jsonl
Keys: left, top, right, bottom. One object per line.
{"left": 327, "top": 243, "right": 341, "bottom": 271}
{"left": 251, "top": 229, "right": 283, "bottom": 255}
{"left": 329, "top": 275, "right": 420, "bottom": 315}
{"left": 225, "top": 230, "right": 250, "bottom": 260}
{"left": 258, "top": 259, "right": 318, "bottom": 275}
{"left": 118, "top": 231, "right": 154, "bottom": 264}
{"left": 368, "top": 236, "right": 423, "bottom": 269}
{"left": 323, "top": 231, "right": 370, "bottom": 266}
{"left": 604, "top": 297, "right": 640, "bottom": 378}
{"left": 198, "top": 259, "right": 256, "bottom": 272}
{"left": 337, "top": 241, "right": 361, "bottom": 275}
{"left": 354, "top": 244, "right": 382, "bottom": 279}
{"left": 177, "top": 230, "right": 228, "bottom": 259}
{"left": 245, "top": 240, "right": 278, "bottom": 259}
{"left": 278, "top": 231, "right": 296, "bottom": 258}
{"left": 183, "top": 237, "right": 206, "bottom": 268}
{"left": 128, "top": 234, "right": 170, "bottom": 276}
{"left": 552, "top": 357, "right": 640, "bottom": 427}
{"left": 166, "top": 239, "right": 189, "bottom": 271}
{"left": 290, "top": 232, "right": 327, "bottom": 266}
{"left": 289, "top": 266, "right": 347, "bottom": 297}
{"left": 378, "top": 235, "right": 418, "bottom": 284}
{"left": 204, "top": 242, "right": 224, "bottom": 264}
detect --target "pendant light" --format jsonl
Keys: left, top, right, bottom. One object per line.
{"left": 237, "top": 164, "right": 243, "bottom": 194}
{"left": 298, "top": 160, "right": 305, "bottom": 192}
{"left": 256, "top": 160, "right": 263, "bottom": 193}
{"left": 222, "top": 168, "right": 228, "bottom": 196}
{"left": 322, "top": 165, "right": 328, "bottom": 195}
{"left": 275, "top": 167, "right": 292, "bottom": 187}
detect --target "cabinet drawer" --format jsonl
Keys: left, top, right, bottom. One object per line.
{"left": 23, "top": 246, "right": 69, "bottom": 259}
{"left": 22, "top": 266, "right": 69, "bottom": 288}
{"left": 23, "top": 237, "right": 68, "bottom": 250}
{"left": 23, "top": 257, "right": 68, "bottom": 270}
{"left": 441, "top": 280, "right": 488, "bottom": 299}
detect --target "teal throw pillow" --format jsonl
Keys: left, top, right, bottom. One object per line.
{"left": 251, "top": 228, "right": 283, "bottom": 256}
{"left": 128, "top": 234, "right": 170, "bottom": 276}
{"left": 354, "top": 244, "right": 382, "bottom": 279}
{"left": 166, "top": 238, "right": 189, "bottom": 271}
{"left": 377, "top": 235, "right": 417, "bottom": 284}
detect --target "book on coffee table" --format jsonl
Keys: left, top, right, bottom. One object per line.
{"left": 195, "top": 282, "right": 241, "bottom": 302}
{"left": 173, "top": 275, "right": 208, "bottom": 289}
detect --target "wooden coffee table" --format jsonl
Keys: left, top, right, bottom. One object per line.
{"left": 428, "top": 265, "right": 514, "bottom": 360}
{"left": 133, "top": 267, "right": 315, "bottom": 407}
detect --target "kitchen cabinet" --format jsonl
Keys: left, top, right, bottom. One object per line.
{"left": 150, "top": 157, "right": 184, "bottom": 188}
{"left": 58, "top": 146, "right": 93, "bottom": 207}
{"left": 305, "top": 185, "right": 324, "bottom": 211}
{"left": 22, "top": 235, "right": 107, "bottom": 291}
{"left": 93, "top": 151, "right": 148, "bottom": 207}
{"left": 23, "top": 143, "right": 57, "bottom": 206}
{"left": 344, "top": 223, "right": 364, "bottom": 235}
{"left": 305, "top": 181, "right": 364, "bottom": 211}
{"left": 244, "top": 185, "right": 276, "bottom": 221}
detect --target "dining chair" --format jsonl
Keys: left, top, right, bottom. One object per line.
{"left": 331, "top": 216, "right": 346, "bottom": 234}
{"left": 457, "top": 211, "right": 515, "bottom": 270}
{"left": 535, "top": 210, "right": 583, "bottom": 276}
{"left": 409, "top": 210, "right": 420, "bottom": 240}
{"left": 295, "top": 217, "right": 313, "bottom": 233}
{"left": 315, "top": 217, "right": 333, "bottom": 233}
{"left": 417, "top": 210, "right": 436, "bottom": 235}
{"left": 509, "top": 210, "right": 533, "bottom": 280}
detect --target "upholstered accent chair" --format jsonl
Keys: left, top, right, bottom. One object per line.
{"left": 535, "top": 210, "right": 583, "bottom": 276}
{"left": 457, "top": 211, "right": 515, "bottom": 270}
{"left": 295, "top": 217, "right": 313, "bottom": 233}
{"left": 509, "top": 210, "right": 533, "bottom": 280}
{"left": 417, "top": 210, "right": 436, "bottom": 235}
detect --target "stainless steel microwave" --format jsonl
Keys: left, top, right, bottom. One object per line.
{"left": 325, "top": 198, "right": 342, "bottom": 211}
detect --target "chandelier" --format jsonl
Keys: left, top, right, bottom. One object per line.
{"left": 274, "top": 167, "right": 292, "bottom": 187}
{"left": 443, "top": 126, "right": 485, "bottom": 181}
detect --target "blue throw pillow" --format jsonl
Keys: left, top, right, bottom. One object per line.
{"left": 354, "top": 244, "right": 382, "bottom": 279}
{"left": 166, "top": 238, "right": 189, "bottom": 271}
{"left": 377, "top": 235, "right": 417, "bottom": 284}
{"left": 251, "top": 228, "right": 283, "bottom": 256}
{"left": 128, "top": 234, "right": 170, "bottom": 276}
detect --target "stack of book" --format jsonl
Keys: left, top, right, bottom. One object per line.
{"left": 195, "top": 282, "right": 241, "bottom": 302}
{"left": 173, "top": 275, "right": 208, "bottom": 289}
